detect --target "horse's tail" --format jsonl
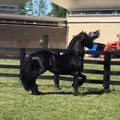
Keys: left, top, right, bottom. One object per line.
{"left": 21, "top": 56, "right": 33, "bottom": 91}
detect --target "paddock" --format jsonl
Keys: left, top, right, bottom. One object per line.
{"left": 0, "top": 47, "right": 120, "bottom": 92}
{"left": 0, "top": 48, "right": 120, "bottom": 119}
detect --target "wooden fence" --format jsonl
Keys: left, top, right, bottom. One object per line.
{"left": 0, "top": 48, "right": 120, "bottom": 92}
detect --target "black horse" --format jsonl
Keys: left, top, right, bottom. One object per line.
{"left": 21, "top": 31, "right": 100, "bottom": 96}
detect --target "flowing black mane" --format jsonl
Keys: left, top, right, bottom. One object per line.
{"left": 66, "top": 32, "right": 83, "bottom": 52}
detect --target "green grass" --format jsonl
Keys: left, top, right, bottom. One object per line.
{"left": 0, "top": 59, "right": 120, "bottom": 120}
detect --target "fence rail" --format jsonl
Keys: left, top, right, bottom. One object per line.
{"left": 0, "top": 48, "right": 120, "bottom": 92}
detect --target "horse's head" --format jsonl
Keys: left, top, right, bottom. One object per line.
{"left": 66, "top": 30, "right": 100, "bottom": 54}
{"left": 82, "top": 30, "right": 100, "bottom": 49}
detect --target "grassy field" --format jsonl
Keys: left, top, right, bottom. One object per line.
{"left": 0, "top": 59, "right": 120, "bottom": 120}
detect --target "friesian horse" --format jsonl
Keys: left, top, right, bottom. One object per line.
{"left": 21, "top": 31, "right": 100, "bottom": 96}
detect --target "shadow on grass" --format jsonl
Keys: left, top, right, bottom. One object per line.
{"left": 37, "top": 85, "right": 106, "bottom": 96}
{"left": 83, "top": 88, "right": 105, "bottom": 95}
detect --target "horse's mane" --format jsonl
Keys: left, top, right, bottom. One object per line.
{"left": 66, "top": 32, "right": 84, "bottom": 52}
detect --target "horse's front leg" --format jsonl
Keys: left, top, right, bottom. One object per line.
{"left": 73, "top": 72, "right": 79, "bottom": 96}
{"left": 72, "top": 73, "right": 86, "bottom": 87}
{"left": 78, "top": 73, "right": 86, "bottom": 86}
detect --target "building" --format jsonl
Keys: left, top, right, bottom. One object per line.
{"left": 52, "top": 0, "right": 120, "bottom": 45}
{"left": 1, "top": 0, "right": 120, "bottom": 49}
{"left": 0, "top": 0, "right": 67, "bottom": 48}
{"left": 0, "top": 0, "right": 29, "bottom": 14}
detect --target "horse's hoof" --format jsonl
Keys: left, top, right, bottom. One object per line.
{"left": 80, "top": 93, "right": 84, "bottom": 96}
{"left": 73, "top": 92, "right": 79, "bottom": 96}
{"left": 55, "top": 84, "right": 61, "bottom": 90}
{"left": 31, "top": 91, "right": 41, "bottom": 95}
{"left": 55, "top": 86, "right": 61, "bottom": 89}
{"left": 72, "top": 83, "right": 74, "bottom": 87}
{"left": 56, "top": 87, "right": 61, "bottom": 90}
{"left": 74, "top": 92, "right": 84, "bottom": 96}
{"left": 104, "top": 89, "right": 110, "bottom": 93}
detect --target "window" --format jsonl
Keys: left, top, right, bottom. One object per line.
{"left": 0, "top": 5, "right": 18, "bottom": 11}
{"left": 116, "top": 10, "right": 120, "bottom": 14}
{"left": 100, "top": 10, "right": 115, "bottom": 15}
{"left": 68, "top": 9, "right": 120, "bottom": 16}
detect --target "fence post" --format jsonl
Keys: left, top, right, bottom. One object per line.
{"left": 103, "top": 52, "right": 111, "bottom": 93}
{"left": 20, "top": 48, "right": 25, "bottom": 80}
{"left": 54, "top": 49, "right": 60, "bottom": 89}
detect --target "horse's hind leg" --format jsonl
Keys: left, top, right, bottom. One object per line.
{"left": 29, "top": 75, "right": 40, "bottom": 95}
{"left": 31, "top": 65, "right": 48, "bottom": 95}
{"left": 31, "top": 81, "right": 40, "bottom": 95}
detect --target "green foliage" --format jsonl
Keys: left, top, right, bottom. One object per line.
{"left": 19, "top": 1, "right": 32, "bottom": 15}
{"left": 19, "top": 4, "right": 28, "bottom": 15}
{"left": 19, "top": 0, "right": 47, "bottom": 16}
{"left": 48, "top": 3, "right": 67, "bottom": 18}
{"left": 36, "top": 0, "right": 47, "bottom": 16}
{"left": 19, "top": 1, "right": 66, "bottom": 17}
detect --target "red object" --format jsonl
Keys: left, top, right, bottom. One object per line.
{"left": 103, "top": 41, "right": 120, "bottom": 52}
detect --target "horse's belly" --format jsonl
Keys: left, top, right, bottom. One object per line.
{"left": 49, "top": 55, "right": 83, "bottom": 75}
{"left": 49, "top": 65, "right": 71, "bottom": 75}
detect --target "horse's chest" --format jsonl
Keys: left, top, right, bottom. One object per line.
{"left": 71, "top": 58, "right": 83, "bottom": 67}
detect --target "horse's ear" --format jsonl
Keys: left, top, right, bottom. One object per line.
{"left": 88, "top": 32, "right": 92, "bottom": 36}
{"left": 96, "top": 30, "right": 100, "bottom": 32}
{"left": 96, "top": 30, "right": 100, "bottom": 35}
{"left": 79, "top": 31, "right": 83, "bottom": 35}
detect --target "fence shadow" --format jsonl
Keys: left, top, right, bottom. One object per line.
{"left": 37, "top": 85, "right": 105, "bottom": 96}
{"left": 83, "top": 88, "right": 105, "bottom": 95}
{"left": 36, "top": 90, "right": 105, "bottom": 96}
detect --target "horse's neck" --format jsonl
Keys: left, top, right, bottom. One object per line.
{"left": 66, "top": 39, "right": 76, "bottom": 52}
{"left": 66, "top": 33, "right": 85, "bottom": 57}
{"left": 67, "top": 43, "right": 84, "bottom": 57}
{"left": 66, "top": 34, "right": 83, "bottom": 53}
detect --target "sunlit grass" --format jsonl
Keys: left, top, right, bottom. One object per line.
{"left": 0, "top": 59, "right": 20, "bottom": 65}
{"left": 0, "top": 59, "right": 120, "bottom": 120}
{"left": 0, "top": 77, "right": 120, "bottom": 120}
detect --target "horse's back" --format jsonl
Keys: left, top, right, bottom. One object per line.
{"left": 30, "top": 50, "right": 52, "bottom": 69}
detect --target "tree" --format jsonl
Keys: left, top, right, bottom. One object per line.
{"left": 32, "top": 0, "right": 47, "bottom": 16}
{"left": 48, "top": 3, "right": 67, "bottom": 18}
{"left": 19, "top": 0, "right": 47, "bottom": 16}
{"left": 19, "top": 4, "right": 28, "bottom": 15}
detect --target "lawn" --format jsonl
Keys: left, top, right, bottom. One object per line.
{"left": 0, "top": 59, "right": 120, "bottom": 120}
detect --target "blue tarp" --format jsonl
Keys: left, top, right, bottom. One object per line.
{"left": 89, "top": 44, "right": 97, "bottom": 51}
{"left": 89, "top": 43, "right": 105, "bottom": 57}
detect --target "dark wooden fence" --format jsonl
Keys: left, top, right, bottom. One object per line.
{"left": 0, "top": 48, "right": 120, "bottom": 92}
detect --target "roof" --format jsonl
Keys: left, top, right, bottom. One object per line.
{"left": 51, "top": 0, "right": 120, "bottom": 10}
{"left": 0, "top": 14, "right": 67, "bottom": 22}
{"left": 0, "top": 0, "right": 29, "bottom": 6}
{"left": 0, "top": 14, "right": 67, "bottom": 26}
